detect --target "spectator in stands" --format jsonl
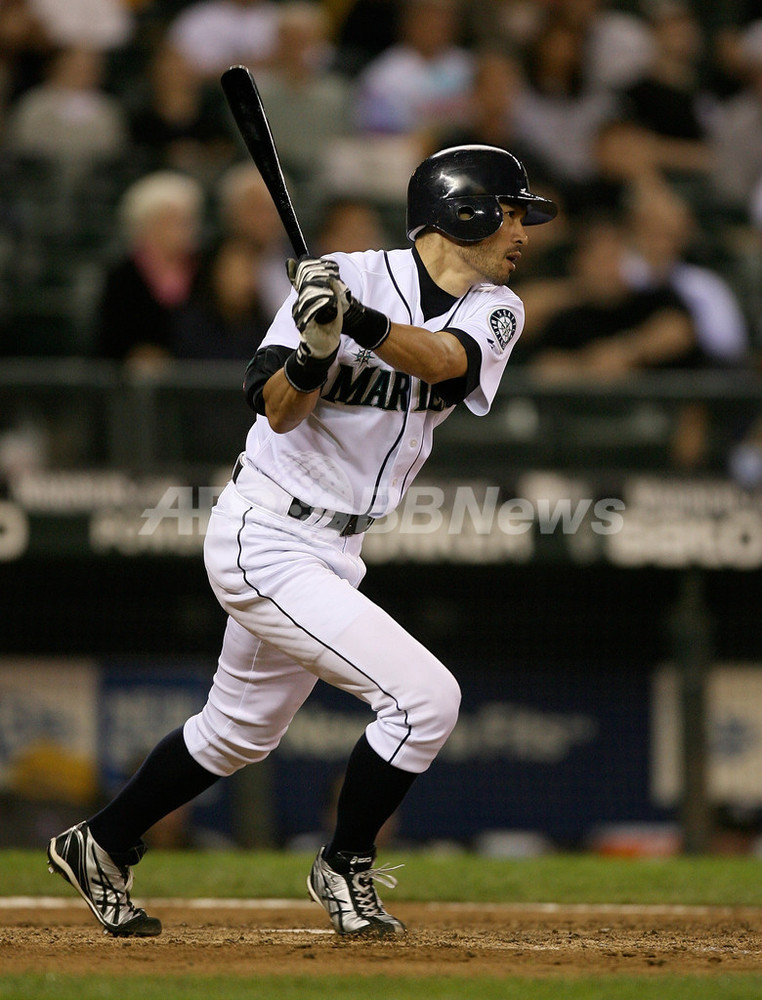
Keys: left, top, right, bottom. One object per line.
{"left": 554, "top": 0, "right": 654, "bottom": 91}
{"left": 93, "top": 171, "right": 204, "bottom": 369}
{"left": 619, "top": 0, "right": 713, "bottom": 182}
{"left": 172, "top": 236, "right": 270, "bottom": 360}
{"left": 213, "top": 161, "right": 292, "bottom": 321}
{"left": 26, "top": 0, "right": 133, "bottom": 52}
{"left": 331, "top": 0, "right": 401, "bottom": 78}
{"left": 467, "top": 0, "right": 548, "bottom": 62}
{"left": 562, "top": 116, "right": 664, "bottom": 219}
{"left": 352, "top": 0, "right": 474, "bottom": 140}
{"left": 514, "top": 215, "right": 710, "bottom": 467}
{"left": 621, "top": 181, "right": 750, "bottom": 366}
{"left": 706, "top": 3, "right": 762, "bottom": 100}
{"left": 468, "top": 0, "right": 654, "bottom": 91}
{"left": 254, "top": 1, "right": 351, "bottom": 225}
{"left": 440, "top": 50, "right": 533, "bottom": 160}
{"left": 515, "top": 217, "right": 698, "bottom": 376}
{"left": 4, "top": 45, "right": 128, "bottom": 184}
{"left": 313, "top": 196, "right": 390, "bottom": 254}
{"left": 739, "top": 168, "right": 762, "bottom": 348}
{"left": 512, "top": 17, "right": 618, "bottom": 201}
{"left": 439, "top": 48, "right": 569, "bottom": 280}
{"left": 128, "top": 39, "right": 235, "bottom": 181}
{"left": 0, "top": 0, "right": 53, "bottom": 118}
{"left": 166, "top": 0, "right": 281, "bottom": 80}
{"left": 709, "top": 19, "right": 762, "bottom": 216}
{"left": 215, "top": 162, "right": 283, "bottom": 253}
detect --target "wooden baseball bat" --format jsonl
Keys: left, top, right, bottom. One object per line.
{"left": 220, "top": 65, "right": 337, "bottom": 322}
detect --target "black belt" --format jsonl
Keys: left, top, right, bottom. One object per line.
{"left": 232, "top": 458, "right": 375, "bottom": 537}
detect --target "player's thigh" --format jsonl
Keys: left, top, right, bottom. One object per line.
{"left": 220, "top": 546, "right": 460, "bottom": 763}
{"left": 209, "top": 522, "right": 434, "bottom": 689}
{"left": 205, "top": 495, "right": 371, "bottom": 666}
{"left": 207, "top": 614, "right": 319, "bottom": 727}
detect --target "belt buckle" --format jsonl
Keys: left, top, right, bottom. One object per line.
{"left": 288, "top": 498, "right": 313, "bottom": 521}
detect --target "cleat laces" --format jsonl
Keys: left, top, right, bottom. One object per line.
{"left": 351, "top": 863, "right": 404, "bottom": 919}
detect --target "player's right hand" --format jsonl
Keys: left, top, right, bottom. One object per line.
{"left": 291, "top": 280, "right": 343, "bottom": 359}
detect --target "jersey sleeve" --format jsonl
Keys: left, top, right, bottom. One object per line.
{"left": 446, "top": 292, "right": 526, "bottom": 416}
{"left": 429, "top": 329, "right": 482, "bottom": 406}
{"left": 243, "top": 344, "right": 293, "bottom": 414}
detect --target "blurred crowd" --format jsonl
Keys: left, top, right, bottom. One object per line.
{"left": 0, "top": 0, "right": 760, "bottom": 395}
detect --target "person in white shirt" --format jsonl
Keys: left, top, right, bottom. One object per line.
{"left": 353, "top": 0, "right": 474, "bottom": 135}
{"left": 622, "top": 182, "right": 749, "bottom": 364}
{"left": 167, "top": 0, "right": 281, "bottom": 78}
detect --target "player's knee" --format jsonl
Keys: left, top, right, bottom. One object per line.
{"left": 410, "top": 664, "right": 461, "bottom": 742}
{"left": 433, "top": 668, "right": 461, "bottom": 738}
{"left": 184, "top": 711, "right": 276, "bottom": 776}
{"left": 385, "top": 666, "right": 460, "bottom": 771}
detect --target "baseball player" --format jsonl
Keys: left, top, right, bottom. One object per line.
{"left": 47, "top": 145, "right": 556, "bottom": 938}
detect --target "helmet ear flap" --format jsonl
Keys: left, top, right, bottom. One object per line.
{"left": 439, "top": 196, "right": 505, "bottom": 242}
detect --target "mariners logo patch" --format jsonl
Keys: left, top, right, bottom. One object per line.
{"left": 488, "top": 308, "right": 517, "bottom": 351}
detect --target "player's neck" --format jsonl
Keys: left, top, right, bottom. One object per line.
{"left": 414, "top": 234, "right": 480, "bottom": 298}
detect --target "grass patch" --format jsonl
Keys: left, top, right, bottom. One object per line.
{"left": 8, "top": 849, "right": 762, "bottom": 906}
{"left": 1, "top": 975, "right": 761, "bottom": 1000}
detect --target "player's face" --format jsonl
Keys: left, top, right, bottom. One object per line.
{"left": 453, "top": 202, "right": 529, "bottom": 286}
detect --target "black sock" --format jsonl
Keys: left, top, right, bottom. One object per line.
{"left": 325, "top": 733, "right": 417, "bottom": 861}
{"left": 88, "top": 726, "right": 220, "bottom": 854}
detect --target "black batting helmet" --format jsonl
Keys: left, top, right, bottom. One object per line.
{"left": 406, "top": 144, "right": 557, "bottom": 242}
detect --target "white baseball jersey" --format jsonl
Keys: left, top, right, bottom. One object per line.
{"left": 240, "top": 247, "right": 525, "bottom": 518}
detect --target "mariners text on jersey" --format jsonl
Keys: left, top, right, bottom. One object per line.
{"left": 323, "top": 362, "right": 449, "bottom": 413}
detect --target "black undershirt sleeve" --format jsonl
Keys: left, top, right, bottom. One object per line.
{"left": 430, "top": 327, "right": 482, "bottom": 406}
{"left": 243, "top": 345, "right": 293, "bottom": 415}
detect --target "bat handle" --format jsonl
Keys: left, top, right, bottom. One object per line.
{"left": 314, "top": 302, "right": 338, "bottom": 324}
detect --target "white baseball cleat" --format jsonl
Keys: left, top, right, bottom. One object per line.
{"left": 307, "top": 846, "right": 406, "bottom": 936}
{"left": 47, "top": 821, "right": 162, "bottom": 937}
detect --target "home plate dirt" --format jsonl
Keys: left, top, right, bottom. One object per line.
{"left": 2, "top": 900, "right": 761, "bottom": 978}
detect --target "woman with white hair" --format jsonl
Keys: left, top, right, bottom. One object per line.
{"left": 94, "top": 171, "right": 204, "bottom": 367}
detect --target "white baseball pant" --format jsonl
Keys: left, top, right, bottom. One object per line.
{"left": 183, "top": 475, "right": 461, "bottom": 776}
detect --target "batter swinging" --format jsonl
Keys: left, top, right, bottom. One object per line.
{"left": 47, "top": 146, "right": 557, "bottom": 938}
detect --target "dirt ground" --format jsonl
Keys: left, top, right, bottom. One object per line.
{"left": 2, "top": 900, "right": 761, "bottom": 978}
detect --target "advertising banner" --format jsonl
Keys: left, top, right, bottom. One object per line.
{"left": 3, "top": 469, "right": 761, "bottom": 569}
{"left": 652, "top": 663, "right": 762, "bottom": 807}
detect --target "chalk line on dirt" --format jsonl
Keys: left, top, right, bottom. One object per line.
{"left": 1, "top": 897, "right": 760, "bottom": 917}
